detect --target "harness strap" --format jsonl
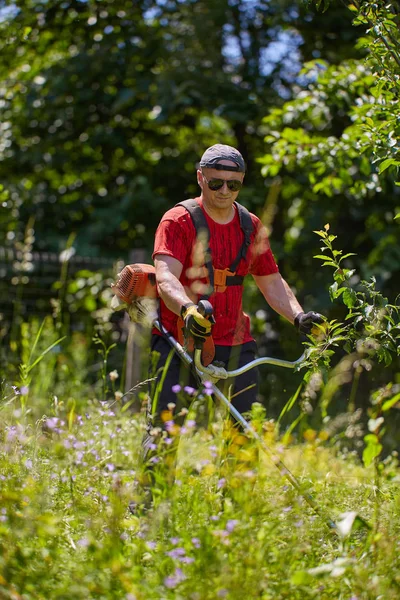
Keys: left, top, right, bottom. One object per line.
{"left": 213, "top": 268, "right": 244, "bottom": 293}
{"left": 230, "top": 201, "right": 253, "bottom": 273}
{"left": 177, "top": 199, "right": 214, "bottom": 297}
{"left": 176, "top": 198, "right": 253, "bottom": 298}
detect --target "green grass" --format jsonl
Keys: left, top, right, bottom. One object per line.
{"left": 1, "top": 391, "right": 400, "bottom": 600}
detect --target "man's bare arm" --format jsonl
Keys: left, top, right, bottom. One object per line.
{"left": 253, "top": 272, "right": 303, "bottom": 324}
{"left": 154, "top": 255, "right": 194, "bottom": 316}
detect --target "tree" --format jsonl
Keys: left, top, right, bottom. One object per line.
{"left": 0, "top": 0, "right": 362, "bottom": 257}
{"left": 258, "top": 0, "right": 400, "bottom": 309}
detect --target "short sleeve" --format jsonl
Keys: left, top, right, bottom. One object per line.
{"left": 152, "top": 208, "right": 193, "bottom": 265}
{"left": 248, "top": 219, "right": 279, "bottom": 276}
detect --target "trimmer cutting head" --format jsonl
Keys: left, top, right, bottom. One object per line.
{"left": 110, "top": 263, "right": 158, "bottom": 325}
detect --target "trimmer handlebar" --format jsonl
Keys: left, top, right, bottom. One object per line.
{"left": 194, "top": 349, "right": 306, "bottom": 383}
{"left": 197, "top": 299, "right": 215, "bottom": 323}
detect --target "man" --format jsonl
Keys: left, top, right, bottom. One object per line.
{"left": 137, "top": 143, "right": 322, "bottom": 507}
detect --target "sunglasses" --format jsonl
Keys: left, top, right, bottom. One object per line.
{"left": 202, "top": 174, "right": 243, "bottom": 192}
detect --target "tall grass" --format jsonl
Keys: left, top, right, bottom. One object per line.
{"left": 1, "top": 228, "right": 400, "bottom": 599}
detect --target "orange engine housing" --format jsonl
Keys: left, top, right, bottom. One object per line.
{"left": 111, "top": 263, "right": 158, "bottom": 304}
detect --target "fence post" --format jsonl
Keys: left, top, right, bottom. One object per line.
{"left": 124, "top": 249, "right": 147, "bottom": 400}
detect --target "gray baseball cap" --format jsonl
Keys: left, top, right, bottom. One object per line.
{"left": 199, "top": 144, "right": 246, "bottom": 173}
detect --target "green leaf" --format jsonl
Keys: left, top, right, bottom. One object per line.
{"left": 382, "top": 393, "right": 400, "bottom": 412}
{"left": 340, "top": 253, "right": 357, "bottom": 260}
{"left": 343, "top": 288, "right": 357, "bottom": 308}
{"left": 26, "top": 336, "right": 67, "bottom": 374}
{"left": 329, "top": 282, "right": 347, "bottom": 300}
{"left": 363, "top": 438, "right": 383, "bottom": 467}
{"left": 378, "top": 158, "right": 400, "bottom": 173}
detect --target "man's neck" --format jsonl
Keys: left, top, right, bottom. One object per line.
{"left": 199, "top": 196, "right": 236, "bottom": 224}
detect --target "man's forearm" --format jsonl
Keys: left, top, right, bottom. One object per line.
{"left": 254, "top": 273, "right": 303, "bottom": 324}
{"left": 156, "top": 271, "right": 194, "bottom": 316}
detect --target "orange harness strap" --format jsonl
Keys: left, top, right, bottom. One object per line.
{"left": 213, "top": 268, "right": 244, "bottom": 294}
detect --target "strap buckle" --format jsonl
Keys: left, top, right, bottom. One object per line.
{"left": 213, "top": 268, "right": 235, "bottom": 293}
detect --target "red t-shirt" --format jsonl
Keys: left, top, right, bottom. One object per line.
{"left": 152, "top": 197, "right": 279, "bottom": 346}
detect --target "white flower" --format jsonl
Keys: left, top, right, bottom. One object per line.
{"left": 109, "top": 370, "right": 119, "bottom": 382}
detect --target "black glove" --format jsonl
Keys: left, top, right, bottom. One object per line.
{"left": 294, "top": 311, "right": 324, "bottom": 336}
{"left": 181, "top": 303, "right": 213, "bottom": 348}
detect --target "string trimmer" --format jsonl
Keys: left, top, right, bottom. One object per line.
{"left": 111, "top": 263, "right": 339, "bottom": 532}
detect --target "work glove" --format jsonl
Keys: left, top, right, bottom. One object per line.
{"left": 181, "top": 302, "right": 213, "bottom": 348}
{"left": 294, "top": 311, "right": 324, "bottom": 336}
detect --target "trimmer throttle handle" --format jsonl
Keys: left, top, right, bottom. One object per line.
{"left": 198, "top": 300, "right": 215, "bottom": 324}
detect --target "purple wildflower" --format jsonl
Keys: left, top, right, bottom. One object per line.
{"left": 217, "top": 478, "right": 226, "bottom": 489}
{"left": 6, "top": 427, "right": 17, "bottom": 442}
{"left": 78, "top": 537, "right": 89, "bottom": 548}
{"left": 191, "top": 537, "right": 201, "bottom": 548}
{"left": 170, "top": 537, "right": 180, "bottom": 545}
{"left": 181, "top": 556, "right": 194, "bottom": 564}
{"left": 295, "top": 520, "right": 303, "bottom": 528}
{"left": 226, "top": 519, "right": 239, "bottom": 532}
{"left": 164, "top": 568, "right": 186, "bottom": 589}
{"left": 166, "top": 547, "right": 186, "bottom": 559}
{"left": 146, "top": 541, "right": 157, "bottom": 550}
{"left": 184, "top": 386, "right": 196, "bottom": 395}
{"left": 171, "top": 384, "right": 181, "bottom": 393}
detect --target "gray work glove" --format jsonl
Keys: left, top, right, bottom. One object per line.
{"left": 294, "top": 311, "right": 324, "bottom": 336}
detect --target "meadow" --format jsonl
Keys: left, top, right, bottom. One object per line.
{"left": 1, "top": 329, "right": 400, "bottom": 600}
{"left": 2, "top": 228, "right": 400, "bottom": 599}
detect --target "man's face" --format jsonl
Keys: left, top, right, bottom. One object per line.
{"left": 197, "top": 160, "right": 245, "bottom": 212}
